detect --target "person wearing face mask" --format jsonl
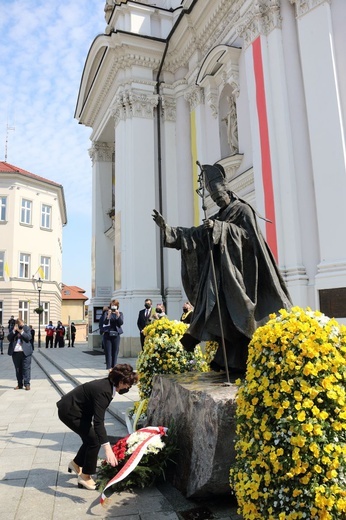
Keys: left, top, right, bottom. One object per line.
{"left": 180, "top": 302, "right": 194, "bottom": 324}
{"left": 137, "top": 299, "right": 153, "bottom": 349}
{"left": 7, "top": 318, "right": 33, "bottom": 390}
{"left": 100, "top": 299, "right": 124, "bottom": 371}
{"left": 152, "top": 303, "right": 166, "bottom": 321}
{"left": 57, "top": 363, "right": 138, "bottom": 490}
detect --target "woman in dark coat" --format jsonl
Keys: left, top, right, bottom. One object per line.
{"left": 57, "top": 363, "right": 138, "bottom": 490}
{"left": 99, "top": 299, "right": 124, "bottom": 371}
{"left": 8, "top": 318, "right": 33, "bottom": 390}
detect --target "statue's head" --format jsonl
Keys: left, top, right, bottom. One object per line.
{"left": 203, "top": 163, "right": 231, "bottom": 208}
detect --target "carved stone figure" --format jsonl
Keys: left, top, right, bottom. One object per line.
{"left": 153, "top": 163, "right": 292, "bottom": 373}
{"left": 222, "top": 95, "right": 238, "bottom": 154}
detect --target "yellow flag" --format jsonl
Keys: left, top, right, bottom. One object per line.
{"left": 4, "top": 262, "right": 10, "bottom": 282}
{"left": 38, "top": 266, "right": 45, "bottom": 279}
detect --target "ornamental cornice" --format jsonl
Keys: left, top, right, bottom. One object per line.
{"left": 161, "top": 96, "right": 176, "bottom": 122}
{"left": 289, "top": 0, "right": 331, "bottom": 18}
{"left": 164, "top": 0, "right": 242, "bottom": 74}
{"left": 86, "top": 50, "right": 161, "bottom": 127}
{"left": 184, "top": 86, "right": 204, "bottom": 111}
{"left": 110, "top": 89, "right": 159, "bottom": 124}
{"left": 236, "top": 0, "right": 282, "bottom": 49}
{"left": 88, "top": 142, "right": 114, "bottom": 164}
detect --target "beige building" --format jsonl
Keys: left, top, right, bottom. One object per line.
{"left": 0, "top": 161, "right": 67, "bottom": 343}
{"left": 61, "top": 284, "right": 88, "bottom": 343}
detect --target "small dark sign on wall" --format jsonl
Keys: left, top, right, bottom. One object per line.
{"left": 319, "top": 287, "right": 346, "bottom": 318}
{"left": 93, "top": 306, "right": 104, "bottom": 323}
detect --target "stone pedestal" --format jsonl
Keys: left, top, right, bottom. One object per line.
{"left": 146, "top": 372, "right": 238, "bottom": 498}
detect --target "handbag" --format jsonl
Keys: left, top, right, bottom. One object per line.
{"left": 109, "top": 330, "right": 118, "bottom": 337}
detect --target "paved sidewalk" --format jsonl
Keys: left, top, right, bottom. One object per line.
{"left": 0, "top": 343, "right": 242, "bottom": 520}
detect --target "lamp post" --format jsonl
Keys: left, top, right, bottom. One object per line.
{"left": 36, "top": 277, "right": 43, "bottom": 349}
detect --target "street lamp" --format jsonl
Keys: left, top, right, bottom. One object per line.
{"left": 35, "top": 277, "right": 43, "bottom": 349}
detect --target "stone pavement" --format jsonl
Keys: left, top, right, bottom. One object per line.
{"left": 0, "top": 342, "right": 242, "bottom": 520}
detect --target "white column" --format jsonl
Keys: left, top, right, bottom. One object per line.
{"left": 238, "top": 1, "right": 310, "bottom": 305}
{"left": 293, "top": 0, "right": 346, "bottom": 294}
{"left": 112, "top": 88, "right": 162, "bottom": 355}
{"left": 88, "top": 142, "right": 114, "bottom": 348}
{"left": 160, "top": 91, "right": 184, "bottom": 320}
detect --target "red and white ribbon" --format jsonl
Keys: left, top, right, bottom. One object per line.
{"left": 100, "top": 426, "right": 167, "bottom": 505}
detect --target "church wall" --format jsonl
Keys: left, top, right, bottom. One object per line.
{"left": 79, "top": 0, "right": 346, "bottom": 352}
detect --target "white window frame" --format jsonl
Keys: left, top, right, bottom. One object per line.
{"left": 19, "top": 253, "right": 30, "bottom": 278}
{"left": 40, "top": 256, "right": 50, "bottom": 280}
{"left": 19, "top": 301, "right": 29, "bottom": 323}
{"left": 0, "top": 197, "right": 6, "bottom": 221}
{"left": 41, "top": 204, "right": 51, "bottom": 229}
{"left": 42, "top": 302, "right": 49, "bottom": 326}
{"left": 0, "top": 252, "right": 4, "bottom": 278}
{"left": 20, "top": 198, "right": 32, "bottom": 225}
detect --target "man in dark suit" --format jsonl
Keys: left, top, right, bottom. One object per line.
{"left": 8, "top": 318, "right": 33, "bottom": 390}
{"left": 57, "top": 363, "right": 138, "bottom": 490}
{"left": 137, "top": 298, "right": 152, "bottom": 348}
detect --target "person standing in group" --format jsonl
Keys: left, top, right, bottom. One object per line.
{"left": 7, "top": 318, "right": 33, "bottom": 390}
{"left": 151, "top": 303, "right": 166, "bottom": 321}
{"left": 99, "top": 299, "right": 123, "bottom": 371}
{"left": 29, "top": 325, "right": 35, "bottom": 350}
{"left": 0, "top": 324, "right": 5, "bottom": 354}
{"left": 54, "top": 321, "right": 65, "bottom": 348}
{"left": 137, "top": 298, "right": 152, "bottom": 349}
{"left": 180, "top": 302, "right": 194, "bottom": 324}
{"left": 70, "top": 322, "right": 76, "bottom": 348}
{"left": 45, "top": 321, "right": 55, "bottom": 348}
{"left": 8, "top": 315, "right": 15, "bottom": 333}
{"left": 56, "top": 363, "right": 138, "bottom": 490}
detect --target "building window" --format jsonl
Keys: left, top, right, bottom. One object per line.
{"left": 42, "top": 302, "right": 49, "bottom": 326}
{"left": 19, "top": 301, "right": 29, "bottom": 323}
{"left": 40, "top": 256, "right": 50, "bottom": 280}
{"left": 0, "top": 197, "right": 6, "bottom": 221}
{"left": 0, "top": 252, "right": 4, "bottom": 277}
{"left": 21, "top": 199, "right": 32, "bottom": 225}
{"left": 0, "top": 301, "right": 3, "bottom": 324}
{"left": 19, "top": 253, "right": 30, "bottom": 278}
{"left": 41, "top": 204, "right": 51, "bottom": 229}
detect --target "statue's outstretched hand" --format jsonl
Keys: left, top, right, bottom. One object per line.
{"left": 152, "top": 209, "right": 166, "bottom": 230}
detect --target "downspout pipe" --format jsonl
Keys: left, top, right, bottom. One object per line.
{"left": 155, "top": 0, "right": 199, "bottom": 310}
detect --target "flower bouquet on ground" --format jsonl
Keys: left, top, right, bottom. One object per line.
{"left": 97, "top": 425, "right": 177, "bottom": 505}
{"left": 230, "top": 306, "right": 346, "bottom": 520}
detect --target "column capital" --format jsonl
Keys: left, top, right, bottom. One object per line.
{"left": 289, "top": 0, "right": 331, "bottom": 18}
{"left": 88, "top": 142, "right": 114, "bottom": 165}
{"left": 236, "top": 0, "right": 282, "bottom": 48}
{"left": 161, "top": 95, "right": 176, "bottom": 122}
{"left": 111, "top": 89, "right": 159, "bottom": 124}
{"left": 184, "top": 85, "right": 204, "bottom": 112}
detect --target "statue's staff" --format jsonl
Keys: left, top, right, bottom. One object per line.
{"left": 196, "top": 161, "right": 230, "bottom": 385}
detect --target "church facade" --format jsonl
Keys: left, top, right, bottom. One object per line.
{"left": 75, "top": 0, "right": 346, "bottom": 353}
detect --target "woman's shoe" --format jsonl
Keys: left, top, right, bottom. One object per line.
{"left": 68, "top": 460, "right": 81, "bottom": 475}
{"left": 14, "top": 385, "right": 23, "bottom": 390}
{"left": 77, "top": 475, "right": 96, "bottom": 490}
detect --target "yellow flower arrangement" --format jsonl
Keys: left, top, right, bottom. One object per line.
{"left": 230, "top": 306, "right": 346, "bottom": 520}
{"left": 136, "top": 318, "right": 210, "bottom": 401}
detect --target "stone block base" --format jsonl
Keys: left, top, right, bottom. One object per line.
{"left": 146, "top": 372, "right": 238, "bottom": 498}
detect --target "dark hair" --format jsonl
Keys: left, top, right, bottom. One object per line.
{"left": 108, "top": 363, "right": 138, "bottom": 387}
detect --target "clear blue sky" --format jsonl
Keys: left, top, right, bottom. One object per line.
{"left": 0, "top": 0, "right": 107, "bottom": 300}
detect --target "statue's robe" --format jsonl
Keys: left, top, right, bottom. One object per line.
{"left": 163, "top": 196, "right": 292, "bottom": 371}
